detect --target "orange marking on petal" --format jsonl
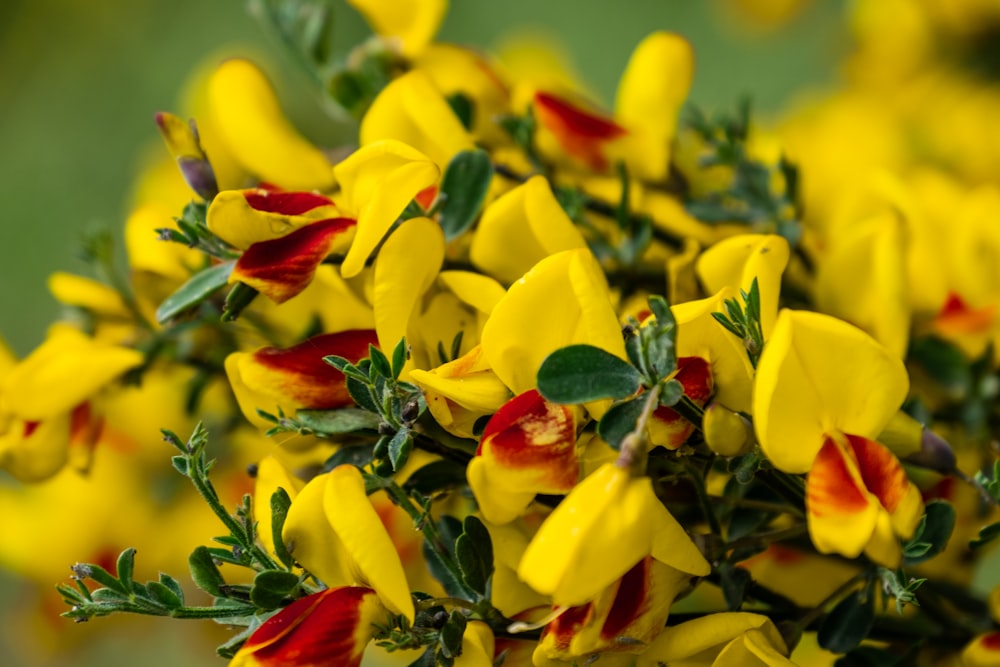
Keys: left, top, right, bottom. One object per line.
{"left": 22, "top": 420, "right": 40, "bottom": 438}
{"left": 478, "top": 389, "right": 578, "bottom": 490}
{"left": 542, "top": 603, "right": 593, "bottom": 653}
{"left": 806, "top": 436, "right": 869, "bottom": 519}
{"left": 933, "top": 292, "right": 997, "bottom": 337}
{"left": 844, "top": 434, "right": 910, "bottom": 514}
{"left": 415, "top": 185, "right": 438, "bottom": 211}
{"left": 534, "top": 91, "right": 627, "bottom": 171}
{"left": 251, "top": 330, "right": 378, "bottom": 410}
{"left": 244, "top": 189, "right": 337, "bottom": 216}
{"left": 233, "top": 217, "right": 356, "bottom": 303}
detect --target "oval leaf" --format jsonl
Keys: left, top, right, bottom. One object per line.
{"left": 537, "top": 344, "right": 641, "bottom": 403}
{"left": 597, "top": 397, "right": 646, "bottom": 450}
{"left": 156, "top": 260, "right": 234, "bottom": 323}
{"left": 438, "top": 149, "right": 493, "bottom": 241}
{"left": 295, "top": 408, "right": 381, "bottom": 435}
{"left": 818, "top": 590, "right": 875, "bottom": 654}
{"left": 904, "top": 500, "right": 955, "bottom": 565}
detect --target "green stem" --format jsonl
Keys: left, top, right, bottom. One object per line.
{"left": 681, "top": 457, "right": 723, "bottom": 537}
{"left": 617, "top": 383, "right": 662, "bottom": 472}
{"left": 379, "top": 478, "right": 465, "bottom": 584}
{"left": 796, "top": 569, "right": 870, "bottom": 631}
{"left": 706, "top": 494, "right": 805, "bottom": 518}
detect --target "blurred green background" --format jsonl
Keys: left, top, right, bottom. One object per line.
{"left": 0, "top": 0, "right": 846, "bottom": 665}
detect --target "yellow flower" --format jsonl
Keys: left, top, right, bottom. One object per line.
{"left": 518, "top": 462, "right": 709, "bottom": 607}
{"left": 637, "top": 612, "right": 796, "bottom": 666}
{"left": 347, "top": 0, "right": 447, "bottom": 58}
{"left": 281, "top": 464, "right": 415, "bottom": 622}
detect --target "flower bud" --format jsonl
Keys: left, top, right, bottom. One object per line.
{"left": 702, "top": 402, "right": 752, "bottom": 457}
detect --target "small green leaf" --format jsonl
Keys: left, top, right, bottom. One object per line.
{"left": 597, "top": 397, "right": 646, "bottom": 450}
{"left": 116, "top": 548, "right": 136, "bottom": 593}
{"left": 221, "top": 282, "right": 259, "bottom": 322}
{"left": 270, "top": 488, "right": 295, "bottom": 569}
{"left": 391, "top": 338, "right": 408, "bottom": 380}
{"left": 818, "top": 590, "right": 875, "bottom": 654}
{"left": 158, "top": 573, "right": 185, "bottom": 603}
{"left": 146, "top": 580, "right": 183, "bottom": 609}
{"left": 903, "top": 500, "right": 955, "bottom": 565}
{"left": 438, "top": 610, "right": 468, "bottom": 659}
{"left": 250, "top": 570, "right": 300, "bottom": 610}
{"left": 970, "top": 521, "right": 1000, "bottom": 550}
{"left": 537, "top": 344, "right": 641, "bottom": 403}
{"left": 658, "top": 378, "right": 684, "bottom": 407}
{"left": 717, "top": 561, "right": 750, "bottom": 610}
{"left": 189, "top": 546, "right": 226, "bottom": 597}
{"left": 909, "top": 337, "right": 971, "bottom": 394}
{"left": 156, "top": 261, "right": 234, "bottom": 323}
{"left": 387, "top": 427, "right": 413, "bottom": 471}
{"left": 171, "top": 455, "right": 189, "bottom": 476}
{"left": 423, "top": 517, "right": 475, "bottom": 600}
{"left": 369, "top": 344, "right": 393, "bottom": 379}
{"left": 346, "top": 376, "right": 379, "bottom": 413}
{"left": 445, "top": 93, "right": 474, "bottom": 131}
{"left": 402, "top": 460, "right": 470, "bottom": 495}
{"left": 454, "top": 516, "right": 494, "bottom": 596}
{"left": 438, "top": 149, "right": 493, "bottom": 241}
{"left": 73, "top": 562, "right": 127, "bottom": 595}
{"left": 295, "top": 408, "right": 381, "bottom": 435}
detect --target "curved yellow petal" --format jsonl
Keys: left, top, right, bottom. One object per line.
{"left": 753, "top": 310, "right": 909, "bottom": 473}
{"left": 806, "top": 436, "right": 880, "bottom": 560}
{"left": 334, "top": 139, "right": 441, "bottom": 278}
{"left": 436, "top": 271, "right": 506, "bottom": 316}
{"left": 208, "top": 59, "right": 333, "bottom": 191}
{"left": 0, "top": 414, "right": 71, "bottom": 483}
{"left": 282, "top": 473, "right": 352, "bottom": 588}
{"left": 347, "top": 0, "right": 446, "bottom": 58}
{"left": 48, "top": 272, "right": 130, "bottom": 319}
{"left": 455, "top": 621, "right": 495, "bottom": 667}
{"left": 324, "top": 465, "right": 415, "bottom": 621}
{"left": 372, "top": 217, "right": 445, "bottom": 373}
{"left": 470, "top": 175, "right": 588, "bottom": 285}
{"left": 360, "top": 70, "right": 475, "bottom": 168}
{"left": 480, "top": 249, "right": 624, "bottom": 397}
{"left": 207, "top": 189, "right": 340, "bottom": 251}
{"left": 2, "top": 327, "right": 143, "bottom": 421}
{"left": 614, "top": 32, "right": 694, "bottom": 182}
{"left": 637, "top": 612, "right": 781, "bottom": 665}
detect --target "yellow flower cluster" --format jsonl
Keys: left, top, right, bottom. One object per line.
{"left": 3, "top": 1, "right": 1000, "bottom": 666}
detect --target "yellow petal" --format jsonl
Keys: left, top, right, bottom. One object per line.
{"left": 480, "top": 249, "right": 624, "bottom": 397}
{"left": 436, "top": 271, "right": 506, "bottom": 316}
{"left": 696, "top": 234, "right": 790, "bottom": 338}
{"left": 806, "top": 436, "right": 880, "bottom": 560}
{"left": 208, "top": 59, "right": 334, "bottom": 191}
{"left": 282, "top": 472, "right": 353, "bottom": 588}
{"left": 637, "top": 612, "right": 782, "bottom": 665}
{"left": 372, "top": 217, "right": 445, "bottom": 374}
{"left": 613, "top": 32, "right": 694, "bottom": 182}
{"left": 333, "top": 139, "right": 440, "bottom": 278}
{"left": 347, "top": 0, "right": 446, "bottom": 57}
{"left": 206, "top": 189, "right": 340, "bottom": 251}
{"left": 2, "top": 327, "right": 143, "bottom": 421}
{"left": 48, "top": 272, "right": 131, "bottom": 319}
{"left": 753, "top": 310, "right": 909, "bottom": 473}
{"left": 470, "top": 175, "right": 588, "bottom": 285}
{"left": 0, "top": 414, "right": 71, "bottom": 483}
{"left": 360, "top": 70, "right": 475, "bottom": 168}
{"left": 455, "top": 621, "right": 495, "bottom": 667}
{"left": 324, "top": 465, "right": 415, "bottom": 621}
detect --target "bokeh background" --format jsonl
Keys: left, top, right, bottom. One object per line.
{"left": 0, "top": 1, "right": 847, "bottom": 665}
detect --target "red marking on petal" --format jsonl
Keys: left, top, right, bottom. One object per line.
{"left": 244, "top": 189, "right": 337, "bottom": 216}
{"left": 922, "top": 475, "right": 956, "bottom": 502}
{"left": 22, "top": 420, "right": 40, "bottom": 438}
{"left": 534, "top": 91, "right": 626, "bottom": 171}
{"left": 239, "top": 587, "right": 379, "bottom": 666}
{"left": 542, "top": 603, "right": 593, "bottom": 652}
{"left": 234, "top": 217, "right": 356, "bottom": 303}
{"left": 415, "top": 185, "right": 438, "bottom": 211}
{"left": 251, "top": 330, "right": 378, "bottom": 410}
{"left": 675, "top": 356, "right": 713, "bottom": 404}
{"left": 933, "top": 292, "right": 996, "bottom": 337}
{"left": 982, "top": 631, "right": 1000, "bottom": 651}
{"left": 806, "top": 436, "right": 870, "bottom": 518}
{"left": 69, "top": 402, "right": 104, "bottom": 456}
{"left": 844, "top": 434, "right": 910, "bottom": 514}
{"left": 649, "top": 357, "right": 712, "bottom": 449}
{"left": 601, "top": 558, "right": 650, "bottom": 640}
{"left": 477, "top": 389, "right": 578, "bottom": 490}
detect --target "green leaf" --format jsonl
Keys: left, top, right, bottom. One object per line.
{"left": 250, "top": 570, "right": 300, "bottom": 610}
{"left": 658, "top": 378, "right": 684, "bottom": 407}
{"left": 391, "top": 338, "right": 408, "bottom": 380}
{"left": 438, "top": 610, "right": 468, "bottom": 659}
{"left": 221, "top": 281, "right": 260, "bottom": 322}
{"left": 402, "top": 460, "right": 470, "bottom": 496}
{"left": 438, "top": 149, "right": 493, "bottom": 241}
{"left": 270, "top": 488, "right": 295, "bottom": 569}
{"left": 73, "top": 562, "right": 127, "bottom": 595}
{"left": 818, "top": 590, "right": 875, "bottom": 654}
{"left": 346, "top": 376, "right": 379, "bottom": 413}
{"left": 909, "top": 337, "right": 971, "bottom": 394}
{"left": 295, "top": 408, "right": 380, "bottom": 435}
{"left": 171, "top": 455, "right": 189, "bottom": 476}
{"left": 597, "top": 397, "right": 645, "bottom": 450}
{"left": 387, "top": 427, "right": 413, "bottom": 471}
{"left": 970, "top": 521, "right": 1000, "bottom": 550}
{"left": 116, "top": 548, "right": 136, "bottom": 593}
{"left": 423, "top": 517, "right": 475, "bottom": 600}
{"left": 158, "top": 573, "right": 185, "bottom": 602}
{"left": 189, "top": 546, "right": 226, "bottom": 597}
{"left": 155, "top": 261, "right": 234, "bottom": 323}
{"left": 537, "top": 344, "right": 641, "bottom": 403}
{"left": 322, "top": 444, "right": 375, "bottom": 473}
{"left": 369, "top": 344, "right": 392, "bottom": 379}
{"left": 903, "top": 500, "right": 955, "bottom": 565}
{"left": 146, "top": 580, "right": 183, "bottom": 609}
{"left": 445, "top": 93, "right": 474, "bottom": 131}
{"left": 717, "top": 561, "right": 750, "bottom": 610}
{"left": 454, "top": 516, "right": 494, "bottom": 596}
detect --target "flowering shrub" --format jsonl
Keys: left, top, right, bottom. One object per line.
{"left": 3, "top": 1, "right": 1000, "bottom": 666}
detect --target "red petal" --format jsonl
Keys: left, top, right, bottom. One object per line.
{"left": 806, "top": 436, "right": 869, "bottom": 518}
{"left": 237, "top": 586, "right": 382, "bottom": 667}
{"left": 233, "top": 218, "right": 356, "bottom": 303}
{"left": 844, "top": 434, "right": 912, "bottom": 515}
{"left": 244, "top": 189, "right": 337, "bottom": 216}
{"left": 250, "top": 330, "right": 377, "bottom": 410}
{"left": 477, "top": 389, "right": 578, "bottom": 491}
{"left": 534, "top": 91, "right": 626, "bottom": 171}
